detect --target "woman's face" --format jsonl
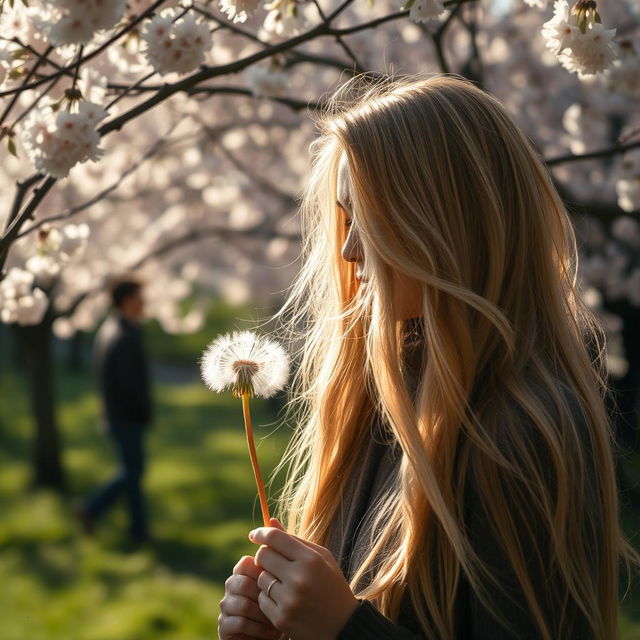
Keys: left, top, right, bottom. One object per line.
{"left": 336, "top": 155, "right": 422, "bottom": 321}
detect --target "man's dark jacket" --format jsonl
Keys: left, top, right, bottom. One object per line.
{"left": 93, "top": 314, "right": 152, "bottom": 428}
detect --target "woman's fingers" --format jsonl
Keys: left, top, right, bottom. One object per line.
{"left": 225, "top": 573, "right": 262, "bottom": 602}
{"left": 233, "top": 555, "right": 261, "bottom": 581}
{"left": 254, "top": 544, "right": 290, "bottom": 579}
{"left": 256, "top": 570, "right": 281, "bottom": 602}
{"left": 220, "top": 593, "right": 273, "bottom": 626}
{"left": 217, "top": 611, "right": 278, "bottom": 639}
{"left": 249, "top": 527, "right": 310, "bottom": 561}
{"left": 219, "top": 556, "right": 281, "bottom": 640}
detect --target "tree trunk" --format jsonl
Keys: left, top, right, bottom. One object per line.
{"left": 16, "top": 313, "right": 66, "bottom": 489}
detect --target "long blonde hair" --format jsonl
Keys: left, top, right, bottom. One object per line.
{"left": 273, "top": 73, "right": 637, "bottom": 639}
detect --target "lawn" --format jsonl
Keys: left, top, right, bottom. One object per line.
{"left": 1, "top": 326, "right": 639, "bottom": 638}
{"left": 0, "top": 356, "right": 291, "bottom": 640}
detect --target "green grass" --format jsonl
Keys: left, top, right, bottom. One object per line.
{"left": 1, "top": 339, "right": 640, "bottom": 638}
{"left": 0, "top": 362, "right": 291, "bottom": 640}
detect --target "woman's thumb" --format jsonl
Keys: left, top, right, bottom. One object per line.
{"left": 269, "top": 517, "right": 285, "bottom": 530}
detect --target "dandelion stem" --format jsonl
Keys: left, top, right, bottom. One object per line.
{"left": 241, "top": 393, "right": 270, "bottom": 527}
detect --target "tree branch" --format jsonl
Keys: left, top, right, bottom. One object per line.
{"left": 106, "top": 83, "right": 321, "bottom": 110}
{"left": 0, "top": 176, "right": 55, "bottom": 271}
{"left": 545, "top": 139, "right": 640, "bottom": 166}
{"left": 0, "top": 45, "right": 54, "bottom": 130}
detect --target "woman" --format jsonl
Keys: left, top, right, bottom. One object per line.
{"left": 218, "top": 74, "right": 637, "bottom": 639}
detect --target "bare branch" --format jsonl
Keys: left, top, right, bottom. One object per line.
{"left": 0, "top": 176, "right": 55, "bottom": 271}
{"left": 106, "top": 83, "right": 321, "bottom": 110}
{"left": 2, "top": 173, "right": 44, "bottom": 236}
{"left": 545, "top": 139, "right": 640, "bottom": 167}
{"left": 0, "top": 45, "right": 54, "bottom": 130}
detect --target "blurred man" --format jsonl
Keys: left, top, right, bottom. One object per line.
{"left": 75, "top": 278, "right": 153, "bottom": 544}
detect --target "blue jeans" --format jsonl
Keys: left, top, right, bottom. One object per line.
{"left": 85, "top": 423, "right": 148, "bottom": 539}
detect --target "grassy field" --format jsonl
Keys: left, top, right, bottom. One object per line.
{"left": 1, "top": 326, "right": 640, "bottom": 638}
{"left": 0, "top": 359, "right": 291, "bottom": 640}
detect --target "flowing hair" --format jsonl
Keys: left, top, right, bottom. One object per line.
{"left": 272, "top": 73, "right": 638, "bottom": 639}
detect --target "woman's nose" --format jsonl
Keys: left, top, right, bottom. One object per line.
{"left": 341, "top": 225, "right": 362, "bottom": 263}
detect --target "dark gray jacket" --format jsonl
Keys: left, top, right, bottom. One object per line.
{"left": 93, "top": 314, "right": 152, "bottom": 428}
{"left": 329, "top": 318, "right": 595, "bottom": 639}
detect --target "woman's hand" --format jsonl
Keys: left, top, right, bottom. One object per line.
{"left": 218, "top": 554, "right": 282, "bottom": 640}
{"left": 249, "top": 518, "right": 359, "bottom": 640}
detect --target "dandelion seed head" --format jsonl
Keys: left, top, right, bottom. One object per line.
{"left": 200, "top": 330, "right": 290, "bottom": 398}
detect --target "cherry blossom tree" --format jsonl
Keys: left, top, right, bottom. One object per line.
{"left": 0, "top": 0, "right": 638, "bottom": 487}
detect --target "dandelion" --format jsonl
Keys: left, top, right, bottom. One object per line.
{"left": 201, "top": 331, "right": 289, "bottom": 525}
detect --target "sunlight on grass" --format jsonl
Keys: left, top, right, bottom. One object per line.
{"left": 0, "top": 359, "right": 291, "bottom": 640}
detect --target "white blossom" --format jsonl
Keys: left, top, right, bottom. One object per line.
{"left": 219, "top": 0, "right": 262, "bottom": 24}
{"left": 543, "top": 1, "right": 617, "bottom": 77}
{"left": 0, "top": 46, "right": 12, "bottom": 87}
{"left": 0, "top": 268, "right": 48, "bottom": 326}
{"left": 616, "top": 179, "right": 640, "bottom": 213}
{"left": 42, "top": 0, "right": 127, "bottom": 46}
{"left": 26, "top": 254, "right": 61, "bottom": 288}
{"left": 0, "top": 2, "right": 34, "bottom": 43}
{"left": 560, "top": 22, "right": 617, "bottom": 77}
{"left": 200, "top": 331, "right": 290, "bottom": 398}
{"left": 1, "top": 268, "right": 34, "bottom": 299}
{"left": 408, "top": 0, "right": 445, "bottom": 23}
{"left": 78, "top": 67, "right": 108, "bottom": 104}
{"left": 59, "top": 223, "right": 90, "bottom": 259}
{"left": 542, "top": 0, "right": 579, "bottom": 55}
{"left": 263, "top": 0, "right": 305, "bottom": 36}
{"left": 142, "top": 10, "right": 212, "bottom": 76}
{"left": 523, "top": 0, "right": 549, "bottom": 7}
{"left": 15, "top": 289, "right": 49, "bottom": 325}
{"left": 20, "top": 101, "right": 107, "bottom": 178}
{"left": 245, "top": 65, "right": 288, "bottom": 98}
{"left": 37, "top": 226, "right": 63, "bottom": 254}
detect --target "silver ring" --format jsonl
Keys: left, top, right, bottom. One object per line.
{"left": 266, "top": 576, "right": 279, "bottom": 599}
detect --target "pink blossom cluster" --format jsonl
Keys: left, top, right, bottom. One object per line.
{"left": 142, "top": 10, "right": 212, "bottom": 76}
{"left": 20, "top": 102, "right": 107, "bottom": 178}
{"left": 0, "top": 268, "right": 48, "bottom": 325}
{"left": 42, "top": 0, "right": 127, "bottom": 46}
